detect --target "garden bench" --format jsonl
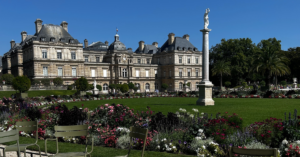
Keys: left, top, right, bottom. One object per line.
{"left": 115, "top": 126, "right": 148, "bottom": 157}
{"left": 5, "top": 121, "right": 41, "bottom": 157}
{"left": 0, "top": 130, "right": 21, "bottom": 157}
{"left": 229, "top": 146, "right": 278, "bottom": 157}
{"left": 44, "top": 125, "right": 94, "bottom": 157}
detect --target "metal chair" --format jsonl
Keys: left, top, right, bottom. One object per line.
{"left": 45, "top": 125, "right": 94, "bottom": 157}
{"left": 5, "top": 121, "right": 41, "bottom": 157}
{"left": 0, "top": 130, "right": 21, "bottom": 157}
{"left": 229, "top": 146, "right": 278, "bottom": 157}
{"left": 115, "top": 126, "right": 148, "bottom": 157}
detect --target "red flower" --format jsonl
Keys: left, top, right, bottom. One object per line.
{"left": 261, "top": 134, "right": 265, "bottom": 137}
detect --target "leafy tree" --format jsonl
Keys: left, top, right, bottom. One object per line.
{"left": 128, "top": 82, "right": 135, "bottom": 89}
{"left": 161, "top": 83, "right": 168, "bottom": 90}
{"left": 211, "top": 60, "right": 231, "bottom": 87}
{"left": 260, "top": 80, "right": 266, "bottom": 87}
{"left": 0, "top": 74, "right": 14, "bottom": 85}
{"left": 109, "top": 84, "right": 116, "bottom": 90}
{"left": 75, "top": 77, "right": 89, "bottom": 91}
{"left": 225, "top": 81, "right": 231, "bottom": 87}
{"left": 120, "top": 83, "right": 129, "bottom": 93}
{"left": 280, "top": 81, "right": 287, "bottom": 86}
{"left": 133, "top": 87, "right": 138, "bottom": 92}
{"left": 280, "top": 47, "right": 300, "bottom": 82}
{"left": 96, "top": 85, "right": 102, "bottom": 91}
{"left": 12, "top": 76, "right": 31, "bottom": 93}
{"left": 31, "top": 80, "right": 40, "bottom": 85}
{"left": 252, "top": 38, "right": 290, "bottom": 88}
{"left": 53, "top": 77, "right": 63, "bottom": 86}
{"left": 242, "top": 82, "right": 247, "bottom": 88}
{"left": 116, "top": 84, "right": 122, "bottom": 91}
{"left": 41, "top": 79, "right": 50, "bottom": 86}
{"left": 88, "top": 84, "right": 94, "bottom": 90}
{"left": 67, "top": 85, "right": 73, "bottom": 90}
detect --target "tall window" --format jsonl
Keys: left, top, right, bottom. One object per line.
{"left": 96, "top": 57, "right": 100, "bottom": 62}
{"left": 147, "top": 59, "right": 150, "bottom": 64}
{"left": 72, "top": 67, "right": 76, "bottom": 76}
{"left": 136, "top": 70, "right": 139, "bottom": 77}
{"left": 85, "top": 56, "right": 88, "bottom": 62}
{"left": 188, "top": 69, "right": 191, "bottom": 77}
{"left": 155, "top": 83, "right": 158, "bottom": 90}
{"left": 71, "top": 52, "right": 76, "bottom": 59}
{"left": 103, "top": 69, "right": 107, "bottom": 77}
{"left": 42, "top": 49, "right": 47, "bottom": 58}
{"left": 103, "top": 84, "right": 108, "bottom": 91}
{"left": 179, "top": 82, "right": 183, "bottom": 89}
{"left": 196, "top": 57, "right": 199, "bottom": 64}
{"left": 91, "top": 69, "right": 95, "bottom": 77}
{"left": 57, "top": 52, "right": 62, "bottom": 59}
{"left": 145, "top": 83, "right": 150, "bottom": 90}
{"left": 163, "top": 71, "right": 166, "bottom": 77}
{"left": 43, "top": 67, "right": 48, "bottom": 76}
{"left": 196, "top": 69, "right": 199, "bottom": 77}
{"left": 138, "top": 59, "right": 141, "bottom": 64}
{"left": 58, "top": 67, "right": 63, "bottom": 77}
{"left": 179, "top": 56, "right": 182, "bottom": 63}
{"left": 146, "top": 70, "right": 149, "bottom": 77}
{"left": 187, "top": 57, "right": 191, "bottom": 64}
{"left": 169, "top": 57, "right": 171, "bottom": 64}
{"left": 123, "top": 69, "right": 127, "bottom": 77}
{"left": 179, "top": 69, "right": 182, "bottom": 77}
{"left": 169, "top": 70, "right": 171, "bottom": 77}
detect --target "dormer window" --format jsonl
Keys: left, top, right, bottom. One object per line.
{"left": 182, "top": 47, "right": 186, "bottom": 51}
{"left": 50, "top": 38, "right": 55, "bottom": 42}
{"left": 177, "top": 47, "right": 181, "bottom": 50}
{"left": 194, "top": 48, "right": 197, "bottom": 51}
{"left": 69, "top": 39, "right": 74, "bottom": 43}
{"left": 60, "top": 38, "right": 65, "bottom": 42}
{"left": 188, "top": 47, "right": 191, "bottom": 50}
{"left": 40, "top": 37, "right": 46, "bottom": 42}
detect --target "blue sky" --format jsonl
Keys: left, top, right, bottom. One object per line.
{"left": 0, "top": 0, "right": 299, "bottom": 55}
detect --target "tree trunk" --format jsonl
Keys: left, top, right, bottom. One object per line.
{"left": 266, "top": 72, "right": 271, "bottom": 90}
{"left": 275, "top": 75, "right": 278, "bottom": 87}
{"left": 220, "top": 73, "right": 223, "bottom": 87}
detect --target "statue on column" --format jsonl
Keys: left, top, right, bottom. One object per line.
{"left": 93, "top": 79, "right": 97, "bottom": 90}
{"left": 204, "top": 8, "right": 210, "bottom": 29}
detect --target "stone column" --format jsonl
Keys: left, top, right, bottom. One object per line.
{"left": 196, "top": 28, "right": 214, "bottom": 106}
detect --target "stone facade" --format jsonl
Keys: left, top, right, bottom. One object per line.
{"left": 2, "top": 19, "right": 203, "bottom": 93}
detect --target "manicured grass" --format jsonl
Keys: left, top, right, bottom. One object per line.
{"left": 7, "top": 137, "right": 191, "bottom": 157}
{"left": 65, "top": 97, "right": 300, "bottom": 127}
{"left": 0, "top": 90, "right": 77, "bottom": 98}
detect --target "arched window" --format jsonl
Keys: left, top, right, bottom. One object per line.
{"left": 123, "top": 69, "right": 127, "bottom": 77}
{"left": 145, "top": 83, "right": 150, "bottom": 90}
{"left": 103, "top": 84, "right": 108, "bottom": 91}
{"left": 179, "top": 82, "right": 183, "bottom": 90}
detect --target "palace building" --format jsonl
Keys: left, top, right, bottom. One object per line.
{"left": 2, "top": 19, "right": 203, "bottom": 93}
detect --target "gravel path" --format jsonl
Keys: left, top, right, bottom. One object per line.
{"left": 0, "top": 144, "right": 52, "bottom": 157}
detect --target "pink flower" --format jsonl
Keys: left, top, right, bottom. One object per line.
{"left": 105, "top": 104, "right": 109, "bottom": 107}
{"left": 117, "top": 104, "right": 121, "bottom": 107}
{"left": 88, "top": 126, "right": 92, "bottom": 129}
{"left": 97, "top": 128, "right": 100, "bottom": 132}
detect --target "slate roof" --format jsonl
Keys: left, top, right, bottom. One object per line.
{"left": 135, "top": 44, "right": 159, "bottom": 54}
{"left": 34, "top": 24, "right": 79, "bottom": 44}
{"left": 108, "top": 34, "right": 126, "bottom": 51}
{"left": 84, "top": 41, "right": 108, "bottom": 51}
{"left": 160, "top": 37, "right": 198, "bottom": 52}
{"left": 4, "top": 43, "right": 21, "bottom": 56}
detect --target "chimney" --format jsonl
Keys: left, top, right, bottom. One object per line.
{"left": 61, "top": 21, "right": 68, "bottom": 32}
{"left": 34, "top": 18, "right": 43, "bottom": 34}
{"left": 139, "top": 41, "right": 145, "bottom": 52}
{"left": 105, "top": 41, "right": 109, "bottom": 46}
{"left": 10, "top": 40, "right": 15, "bottom": 49}
{"left": 168, "top": 33, "right": 175, "bottom": 45}
{"left": 21, "top": 31, "right": 27, "bottom": 42}
{"left": 152, "top": 42, "right": 158, "bottom": 48}
{"left": 183, "top": 34, "right": 190, "bottom": 41}
{"left": 84, "top": 39, "right": 88, "bottom": 48}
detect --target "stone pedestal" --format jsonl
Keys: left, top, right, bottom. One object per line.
{"left": 93, "top": 89, "right": 99, "bottom": 95}
{"left": 196, "top": 82, "right": 214, "bottom": 106}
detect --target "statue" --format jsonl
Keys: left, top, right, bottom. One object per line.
{"left": 204, "top": 8, "right": 210, "bottom": 29}
{"left": 93, "top": 80, "right": 97, "bottom": 90}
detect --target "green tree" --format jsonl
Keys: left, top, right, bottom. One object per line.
{"left": 109, "top": 84, "right": 116, "bottom": 90}
{"left": 260, "top": 80, "right": 266, "bottom": 87}
{"left": 120, "top": 83, "right": 129, "bottom": 93}
{"left": 211, "top": 60, "right": 231, "bottom": 87}
{"left": 252, "top": 38, "right": 290, "bottom": 88}
{"left": 1, "top": 74, "right": 14, "bottom": 85}
{"left": 31, "top": 80, "right": 40, "bottom": 85}
{"left": 96, "top": 85, "right": 102, "bottom": 91}
{"left": 225, "top": 81, "right": 231, "bottom": 87}
{"left": 280, "top": 81, "right": 287, "bottom": 86}
{"left": 128, "top": 82, "right": 135, "bottom": 89}
{"left": 12, "top": 76, "right": 31, "bottom": 93}
{"left": 88, "top": 84, "right": 94, "bottom": 90}
{"left": 161, "top": 83, "right": 168, "bottom": 90}
{"left": 75, "top": 77, "right": 89, "bottom": 91}
{"left": 53, "top": 77, "right": 63, "bottom": 86}
{"left": 116, "top": 84, "right": 122, "bottom": 91}
{"left": 41, "top": 79, "right": 50, "bottom": 86}
{"left": 242, "top": 82, "right": 247, "bottom": 88}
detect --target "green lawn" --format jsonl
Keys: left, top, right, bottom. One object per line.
{"left": 11, "top": 137, "right": 191, "bottom": 157}
{"left": 64, "top": 97, "right": 300, "bottom": 127}
{"left": 0, "top": 90, "right": 77, "bottom": 98}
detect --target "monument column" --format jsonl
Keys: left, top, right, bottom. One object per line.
{"left": 197, "top": 8, "right": 215, "bottom": 106}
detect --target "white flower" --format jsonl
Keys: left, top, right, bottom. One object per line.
{"left": 198, "top": 129, "right": 203, "bottom": 133}
{"left": 175, "top": 111, "right": 179, "bottom": 115}
{"left": 157, "top": 145, "right": 160, "bottom": 149}
{"left": 172, "top": 146, "right": 176, "bottom": 149}
{"left": 285, "top": 148, "right": 288, "bottom": 151}
{"left": 282, "top": 139, "right": 288, "bottom": 145}
{"left": 195, "top": 137, "right": 202, "bottom": 140}
{"left": 189, "top": 114, "right": 194, "bottom": 118}
{"left": 192, "top": 108, "right": 199, "bottom": 112}
{"left": 72, "top": 138, "right": 75, "bottom": 141}
{"left": 296, "top": 140, "right": 300, "bottom": 144}
{"left": 169, "top": 143, "right": 172, "bottom": 146}
{"left": 163, "top": 138, "right": 167, "bottom": 141}
{"left": 201, "top": 112, "right": 204, "bottom": 115}
{"left": 214, "top": 149, "right": 217, "bottom": 152}
{"left": 202, "top": 145, "right": 206, "bottom": 149}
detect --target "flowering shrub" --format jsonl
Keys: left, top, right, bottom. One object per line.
{"left": 279, "top": 139, "right": 300, "bottom": 157}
